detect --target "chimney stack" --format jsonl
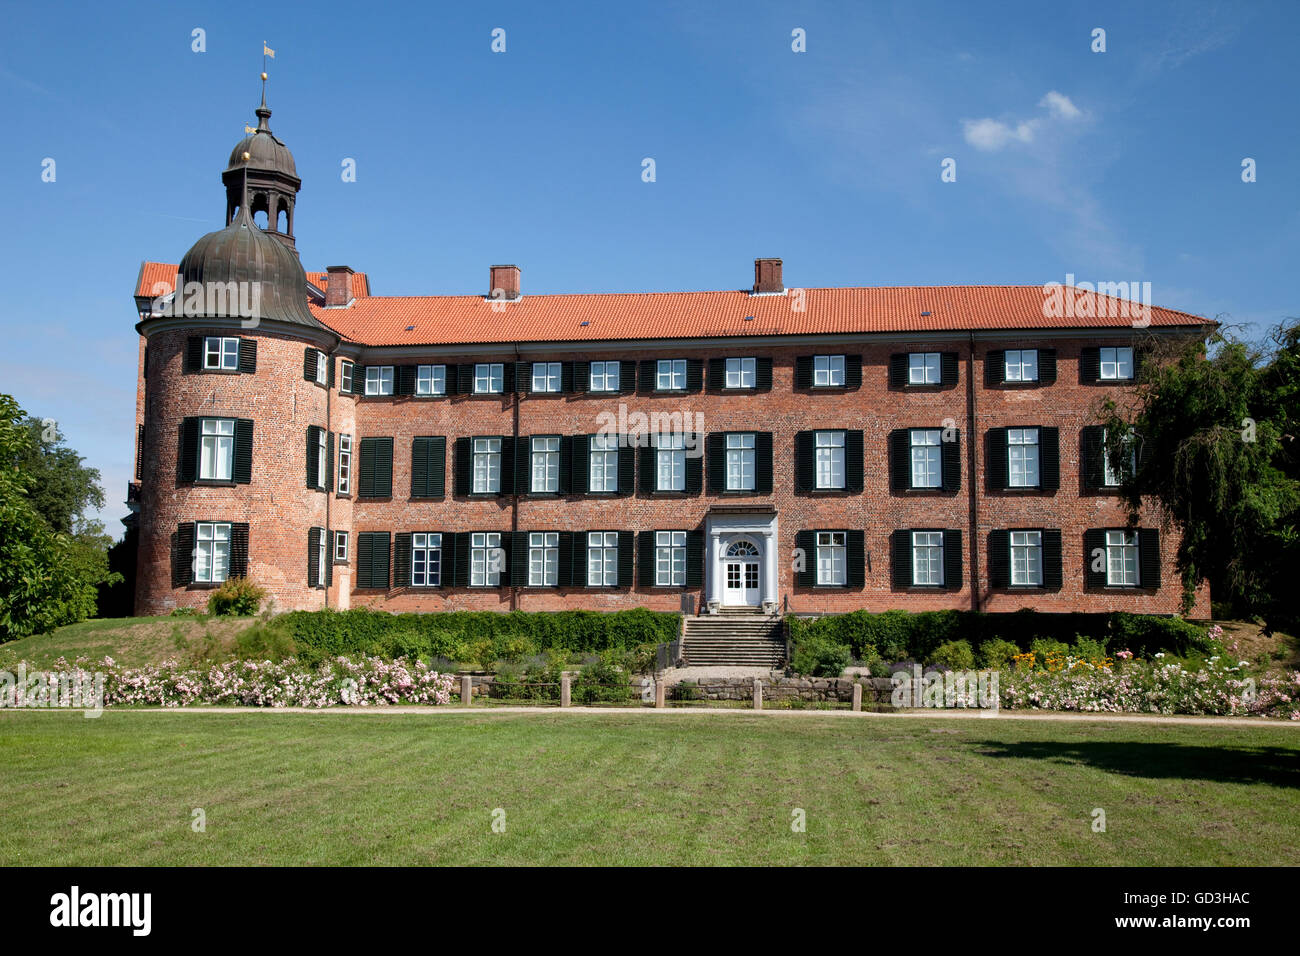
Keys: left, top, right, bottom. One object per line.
{"left": 489, "top": 264, "right": 521, "bottom": 301}
{"left": 325, "top": 266, "right": 354, "bottom": 307}
{"left": 753, "top": 258, "right": 783, "bottom": 294}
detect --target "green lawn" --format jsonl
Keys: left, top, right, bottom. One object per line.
{"left": 0, "top": 711, "right": 1296, "bottom": 865}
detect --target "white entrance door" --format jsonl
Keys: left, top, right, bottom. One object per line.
{"left": 723, "top": 539, "right": 761, "bottom": 606}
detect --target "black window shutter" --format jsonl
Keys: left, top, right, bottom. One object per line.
{"left": 238, "top": 339, "right": 257, "bottom": 374}
{"left": 375, "top": 438, "right": 393, "bottom": 497}
{"left": 372, "top": 532, "right": 390, "bottom": 589}
{"left": 423, "top": 436, "right": 445, "bottom": 498}
{"left": 639, "top": 443, "right": 655, "bottom": 493}
{"left": 637, "top": 530, "right": 656, "bottom": 587}
{"left": 228, "top": 419, "right": 253, "bottom": 484}
{"left": 617, "top": 531, "right": 634, "bottom": 587}
{"left": 397, "top": 365, "right": 415, "bottom": 395}
{"left": 569, "top": 435, "right": 590, "bottom": 494}
{"left": 1082, "top": 426, "right": 1104, "bottom": 489}
{"left": 572, "top": 531, "right": 589, "bottom": 587}
{"left": 306, "top": 426, "right": 321, "bottom": 490}
{"left": 847, "top": 530, "right": 865, "bottom": 589}
{"left": 325, "top": 536, "right": 333, "bottom": 586}
{"left": 135, "top": 424, "right": 145, "bottom": 481}
{"left": 892, "top": 531, "right": 913, "bottom": 588}
{"left": 516, "top": 361, "right": 532, "bottom": 395}
{"left": 351, "top": 365, "right": 366, "bottom": 395}
{"left": 179, "top": 417, "right": 199, "bottom": 482}
{"left": 686, "top": 530, "right": 704, "bottom": 587}
{"left": 327, "top": 357, "right": 335, "bottom": 389}
{"left": 795, "top": 530, "right": 815, "bottom": 587}
{"left": 987, "top": 428, "right": 1008, "bottom": 491}
{"left": 1040, "top": 427, "right": 1060, "bottom": 491}
{"left": 355, "top": 533, "right": 373, "bottom": 588}
{"left": 706, "top": 433, "right": 725, "bottom": 494}
{"left": 185, "top": 337, "right": 202, "bottom": 373}
{"left": 794, "top": 356, "right": 812, "bottom": 389}
{"left": 794, "top": 431, "right": 814, "bottom": 492}
{"left": 502, "top": 362, "right": 516, "bottom": 394}
{"left": 308, "top": 527, "right": 322, "bottom": 587}
{"left": 326, "top": 431, "right": 335, "bottom": 492}
{"left": 229, "top": 523, "right": 249, "bottom": 578}
{"left": 411, "top": 437, "right": 429, "bottom": 497}
{"left": 1039, "top": 349, "right": 1057, "bottom": 384}
{"left": 888, "top": 353, "right": 907, "bottom": 389}
{"left": 439, "top": 532, "right": 455, "bottom": 586}
{"left": 943, "top": 529, "right": 963, "bottom": 590}
{"left": 1080, "top": 347, "right": 1100, "bottom": 383}
{"left": 303, "top": 347, "right": 316, "bottom": 382}
{"left": 988, "top": 530, "right": 1010, "bottom": 588}
{"left": 1042, "top": 529, "right": 1063, "bottom": 590}
{"left": 394, "top": 532, "right": 412, "bottom": 587}
{"left": 453, "top": 437, "right": 471, "bottom": 496}
{"left": 755, "top": 432, "right": 773, "bottom": 495}
{"left": 619, "top": 360, "right": 638, "bottom": 394}
{"left": 889, "top": 430, "right": 909, "bottom": 491}
{"left": 845, "top": 354, "right": 863, "bottom": 390}
{"left": 638, "top": 358, "right": 657, "bottom": 392}
{"left": 556, "top": 532, "right": 574, "bottom": 587}
{"left": 557, "top": 435, "right": 572, "bottom": 495}
{"left": 359, "top": 438, "right": 376, "bottom": 497}
{"left": 755, "top": 357, "right": 773, "bottom": 392}
{"left": 1083, "top": 529, "right": 1107, "bottom": 588}
{"left": 573, "top": 361, "right": 590, "bottom": 392}
{"left": 985, "top": 350, "right": 1006, "bottom": 386}
{"left": 707, "top": 358, "right": 725, "bottom": 391}
{"left": 685, "top": 359, "right": 704, "bottom": 393}
{"left": 940, "top": 352, "right": 959, "bottom": 387}
{"left": 508, "top": 531, "right": 527, "bottom": 587}
{"left": 500, "top": 435, "right": 518, "bottom": 495}
{"left": 1138, "top": 529, "right": 1161, "bottom": 588}
{"left": 172, "top": 522, "right": 195, "bottom": 587}
{"left": 841, "top": 430, "right": 863, "bottom": 493}
{"left": 942, "top": 430, "right": 961, "bottom": 491}
{"left": 454, "top": 533, "right": 471, "bottom": 587}
{"left": 560, "top": 362, "right": 574, "bottom": 394}
{"left": 684, "top": 438, "right": 703, "bottom": 494}
{"left": 456, "top": 364, "right": 473, "bottom": 394}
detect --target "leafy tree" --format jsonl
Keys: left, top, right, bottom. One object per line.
{"left": 10, "top": 415, "right": 105, "bottom": 535}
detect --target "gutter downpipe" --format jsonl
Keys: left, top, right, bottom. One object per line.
{"left": 510, "top": 343, "right": 521, "bottom": 611}
{"left": 967, "top": 332, "right": 980, "bottom": 612}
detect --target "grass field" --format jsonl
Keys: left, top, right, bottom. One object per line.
{"left": 1, "top": 710, "right": 1296, "bottom": 866}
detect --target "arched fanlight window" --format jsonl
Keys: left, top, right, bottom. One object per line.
{"left": 725, "top": 539, "right": 760, "bottom": 557}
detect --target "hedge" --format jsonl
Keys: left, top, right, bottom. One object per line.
{"left": 786, "top": 609, "right": 1214, "bottom": 664}
{"left": 279, "top": 608, "right": 681, "bottom": 666}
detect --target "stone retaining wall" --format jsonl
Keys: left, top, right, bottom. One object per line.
{"left": 672, "top": 676, "right": 894, "bottom": 705}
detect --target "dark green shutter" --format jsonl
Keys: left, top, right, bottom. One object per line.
{"left": 888, "top": 353, "right": 907, "bottom": 389}
{"left": 1080, "top": 347, "right": 1100, "bottom": 383}
{"left": 503, "top": 436, "right": 522, "bottom": 496}
{"left": 572, "top": 531, "right": 589, "bottom": 587}
{"left": 943, "top": 530, "right": 963, "bottom": 591}
{"left": 306, "top": 426, "right": 321, "bottom": 490}
{"left": 508, "top": 531, "right": 526, "bottom": 587}
{"left": 411, "top": 438, "right": 428, "bottom": 497}
{"left": 560, "top": 362, "right": 574, "bottom": 393}
{"left": 618, "top": 360, "right": 637, "bottom": 394}
{"left": 795, "top": 530, "right": 815, "bottom": 587}
{"left": 394, "top": 532, "right": 412, "bottom": 587}
{"left": 1039, "top": 349, "right": 1057, "bottom": 384}
{"left": 940, "top": 352, "right": 959, "bottom": 387}
{"left": 303, "top": 347, "right": 316, "bottom": 382}
{"left": 351, "top": 365, "right": 366, "bottom": 395}
{"left": 846, "top": 530, "right": 865, "bottom": 589}
{"left": 987, "top": 428, "right": 1008, "bottom": 491}
{"left": 1082, "top": 426, "right": 1105, "bottom": 489}
{"left": 374, "top": 438, "right": 393, "bottom": 497}
{"left": 794, "top": 431, "right": 814, "bottom": 492}
{"left": 1138, "top": 529, "right": 1161, "bottom": 589}
{"left": 1083, "top": 529, "right": 1107, "bottom": 588}
{"left": 617, "top": 440, "right": 635, "bottom": 495}
{"left": 308, "top": 527, "right": 322, "bottom": 587}
{"left": 185, "top": 337, "right": 202, "bottom": 373}
{"left": 326, "top": 432, "right": 335, "bottom": 492}
{"left": 453, "top": 437, "right": 471, "bottom": 495}
{"left": 233, "top": 419, "right": 253, "bottom": 484}
{"left": 1040, "top": 427, "right": 1060, "bottom": 491}
{"left": 684, "top": 438, "right": 703, "bottom": 494}
{"left": 558, "top": 435, "right": 572, "bottom": 495}
{"left": 845, "top": 430, "right": 864, "bottom": 493}
{"left": 556, "top": 532, "right": 574, "bottom": 587}
{"left": 502, "top": 362, "right": 516, "bottom": 394}
{"left": 516, "top": 361, "right": 532, "bottom": 395}
{"left": 706, "top": 433, "right": 725, "bottom": 494}
{"left": 179, "top": 417, "right": 199, "bottom": 482}
{"left": 1042, "top": 529, "right": 1063, "bottom": 590}
{"left": 371, "top": 533, "right": 391, "bottom": 589}
{"left": 685, "top": 530, "right": 704, "bottom": 587}
{"left": 707, "top": 358, "right": 725, "bottom": 391}
{"left": 794, "top": 356, "right": 813, "bottom": 389}
{"left": 397, "top": 365, "right": 416, "bottom": 395}
{"left": 639, "top": 443, "right": 655, "bottom": 493}
{"left": 755, "top": 432, "right": 773, "bottom": 495}
{"left": 573, "top": 361, "right": 590, "bottom": 392}
{"left": 238, "top": 339, "right": 257, "bottom": 374}
{"left": 453, "top": 533, "right": 471, "bottom": 587}
{"left": 617, "top": 531, "right": 633, "bottom": 587}
{"left": 355, "top": 533, "right": 373, "bottom": 588}
{"left": 892, "top": 531, "right": 912, "bottom": 588}
{"left": 229, "top": 523, "right": 249, "bottom": 578}
{"left": 685, "top": 359, "right": 704, "bottom": 393}
{"left": 755, "top": 357, "right": 773, "bottom": 392}
{"left": 985, "top": 350, "right": 1006, "bottom": 386}
{"left": 455, "top": 364, "right": 473, "bottom": 394}
{"left": 172, "top": 522, "right": 195, "bottom": 587}
{"left": 941, "top": 430, "right": 961, "bottom": 492}
{"left": 988, "top": 530, "right": 1010, "bottom": 588}
{"left": 639, "top": 359, "right": 657, "bottom": 393}
{"left": 411, "top": 437, "right": 446, "bottom": 498}
{"left": 845, "top": 354, "right": 862, "bottom": 390}
{"left": 637, "top": 531, "right": 655, "bottom": 587}
{"left": 570, "top": 435, "right": 590, "bottom": 494}
{"left": 889, "top": 430, "right": 909, "bottom": 491}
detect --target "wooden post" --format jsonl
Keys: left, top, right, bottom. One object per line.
{"left": 753, "top": 679, "right": 763, "bottom": 710}
{"left": 461, "top": 675, "right": 472, "bottom": 706}
{"left": 655, "top": 679, "right": 665, "bottom": 709}
{"left": 560, "top": 675, "right": 571, "bottom": 708}
{"left": 852, "top": 682, "right": 863, "bottom": 712}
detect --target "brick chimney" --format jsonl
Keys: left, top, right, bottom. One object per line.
{"left": 325, "top": 266, "right": 354, "bottom": 307}
{"left": 753, "top": 258, "right": 783, "bottom": 294}
{"left": 489, "top": 264, "right": 521, "bottom": 301}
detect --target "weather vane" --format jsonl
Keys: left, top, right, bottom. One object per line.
{"left": 245, "top": 41, "right": 275, "bottom": 133}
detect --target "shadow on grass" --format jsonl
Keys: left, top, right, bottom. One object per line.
{"left": 971, "top": 740, "right": 1300, "bottom": 789}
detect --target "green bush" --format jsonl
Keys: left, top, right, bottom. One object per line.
{"left": 573, "top": 657, "right": 634, "bottom": 703}
{"left": 1030, "top": 637, "right": 1071, "bottom": 665}
{"left": 791, "top": 634, "right": 851, "bottom": 677}
{"left": 207, "top": 577, "right": 266, "bottom": 617}
{"left": 927, "top": 639, "right": 975, "bottom": 670}
{"left": 1071, "top": 634, "right": 1109, "bottom": 662}
{"left": 979, "top": 638, "right": 1021, "bottom": 670}
{"left": 234, "top": 619, "right": 296, "bottom": 662}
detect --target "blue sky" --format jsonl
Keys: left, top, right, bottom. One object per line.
{"left": 1, "top": 0, "right": 1295, "bottom": 536}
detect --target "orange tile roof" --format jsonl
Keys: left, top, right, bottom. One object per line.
{"left": 305, "top": 270, "right": 371, "bottom": 299}
{"left": 135, "top": 261, "right": 1210, "bottom": 346}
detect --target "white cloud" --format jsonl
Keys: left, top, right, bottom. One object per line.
{"left": 962, "top": 91, "right": 1083, "bottom": 151}
{"left": 1040, "top": 90, "right": 1081, "bottom": 120}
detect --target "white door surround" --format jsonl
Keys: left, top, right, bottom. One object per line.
{"left": 722, "top": 538, "right": 762, "bottom": 606}
{"left": 705, "top": 510, "right": 778, "bottom": 614}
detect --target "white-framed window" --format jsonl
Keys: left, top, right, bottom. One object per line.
{"left": 910, "top": 429, "right": 942, "bottom": 489}
{"left": 365, "top": 365, "right": 394, "bottom": 396}
{"left": 813, "top": 354, "right": 844, "bottom": 387}
{"left": 912, "top": 531, "right": 944, "bottom": 586}
{"left": 1099, "top": 347, "right": 1134, "bottom": 381}
{"left": 815, "top": 430, "right": 845, "bottom": 489}
{"left": 337, "top": 434, "right": 352, "bottom": 494}
{"left": 1010, "top": 530, "right": 1042, "bottom": 587}
{"left": 1105, "top": 530, "right": 1139, "bottom": 586}
{"left": 590, "top": 361, "right": 620, "bottom": 392}
{"left": 725, "top": 433, "right": 755, "bottom": 491}
{"left": 470, "top": 532, "right": 502, "bottom": 587}
{"left": 334, "top": 530, "right": 349, "bottom": 563}
{"left": 315, "top": 428, "right": 327, "bottom": 489}
{"left": 1005, "top": 349, "right": 1038, "bottom": 382}
{"left": 816, "top": 531, "right": 846, "bottom": 586}
{"left": 589, "top": 433, "right": 619, "bottom": 492}
{"left": 531, "top": 362, "right": 562, "bottom": 393}
{"left": 194, "top": 522, "right": 231, "bottom": 583}
{"left": 1007, "top": 428, "right": 1040, "bottom": 488}
{"left": 416, "top": 364, "right": 446, "bottom": 396}
{"left": 199, "top": 418, "right": 235, "bottom": 481}
{"left": 315, "top": 351, "right": 328, "bottom": 385}
{"left": 587, "top": 531, "right": 618, "bottom": 586}
{"left": 908, "top": 352, "right": 941, "bottom": 385}
{"left": 530, "top": 436, "right": 560, "bottom": 493}
{"left": 1103, "top": 433, "right": 1137, "bottom": 487}
{"left": 474, "top": 363, "right": 504, "bottom": 394}
{"left": 656, "top": 359, "right": 687, "bottom": 391}
{"left": 655, "top": 431, "right": 686, "bottom": 491}
{"left": 472, "top": 438, "right": 502, "bottom": 494}
{"left": 314, "top": 530, "right": 328, "bottom": 586}
{"left": 725, "top": 357, "right": 756, "bottom": 389}
{"left": 412, "top": 532, "right": 442, "bottom": 587}
{"left": 340, "top": 361, "right": 354, "bottom": 394}
{"left": 204, "top": 336, "right": 239, "bottom": 370}
{"left": 528, "top": 532, "right": 559, "bottom": 587}
{"left": 654, "top": 531, "right": 687, "bottom": 587}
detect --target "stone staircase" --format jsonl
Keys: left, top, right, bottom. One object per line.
{"left": 679, "top": 612, "right": 786, "bottom": 667}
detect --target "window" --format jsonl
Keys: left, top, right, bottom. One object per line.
{"left": 470, "top": 532, "right": 502, "bottom": 587}
{"left": 1007, "top": 428, "right": 1040, "bottom": 488}
{"left": 1010, "top": 530, "right": 1042, "bottom": 586}
{"left": 199, "top": 418, "right": 235, "bottom": 481}
{"left": 1005, "top": 349, "right": 1038, "bottom": 382}
{"left": 472, "top": 438, "right": 501, "bottom": 494}
{"left": 337, "top": 435, "right": 352, "bottom": 494}
{"left": 530, "top": 436, "right": 560, "bottom": 493}
{"left": 654, "top": 531, "right": 687, "bottom": 587}
{"left": 908, "top": 352, "right": 941, "bottom": 385}
{"left": 474, "top": 363, "right": 504, "bottom": 394}
{"left": 910, "top": 429, "right": 942, "bottom": 489}
{"left": 412, "top": 533, "right": 442, "bottom": 587}
{"left": 587, "top": 532, "right": 619, "bottom": 586}
{"left": 194, "top": 522, "right": 231, "bottom": 583}
{"left": 814, "top": 431, "right": 845, "bottom": 490}
{"left": 912, "top": 531, "right": 945, "bottom": 586}
{"left": 655, "top": 432, "right": 686, "bottom": 491}
{"left": 416, "top": 364, "right": 446, "bottom": 396}
{"left": 589, "top": 433, "right": 619, "bottom": 492}
{"left": 813, "top": 354, "right": 844, "bottom": 387}
{"left": 1102, "top": 434, "right": 1136, "bottom": 487}
{"left": 532, "top": 362, "right": 561, "bottom": 393}
{"left": 204, "top": 336, "right": 239, "bottom": 370}
{"left": 1105, "top": 531, "right": 1139, "bottom": 586}
{"left": 725, "top": 433, "right": 755, "bottom": 491}
{"left": 725, "top": 357, "right": 756, "bottom": 389}
{"left": 313, "top": 530, "right": 328, "bottom": 586}
{"left": 1099, "top": 347, "right": 1134, "bottom": 381}
{"left": 314, "top": 429, "right": 327, "bottom": 490}
{"left": 590, "top": 361, "right": 620, "bottom": 392}
{"left": 334, "top": 531, "right": 349, "bottom": 563}
{"left": 365, "top": 365, "right": 394, "bottom": 396}
{"left": 816, "top": 532, "right": 846, "bottom": 586}
{"left": 315, "top": 351, "right": 328, "bottom": 385}
{"left": 656, "top": 359, "right": 687, "bottom": 391}
{"left": 528, "top": 532, "right": 559, "bottom": 587}
{"left": 340, "top": 361, "right": 354, "bottom": 394}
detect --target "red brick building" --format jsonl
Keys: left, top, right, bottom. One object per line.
{"left": 129, "top": 96, "right": 1212, "bottom": 619}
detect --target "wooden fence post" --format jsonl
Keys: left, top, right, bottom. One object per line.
{"left": 461, "top": 675, "right": 472, "bottom": 706}
{"left": 560, "top": 675, "right": 571, "bottom": 708}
